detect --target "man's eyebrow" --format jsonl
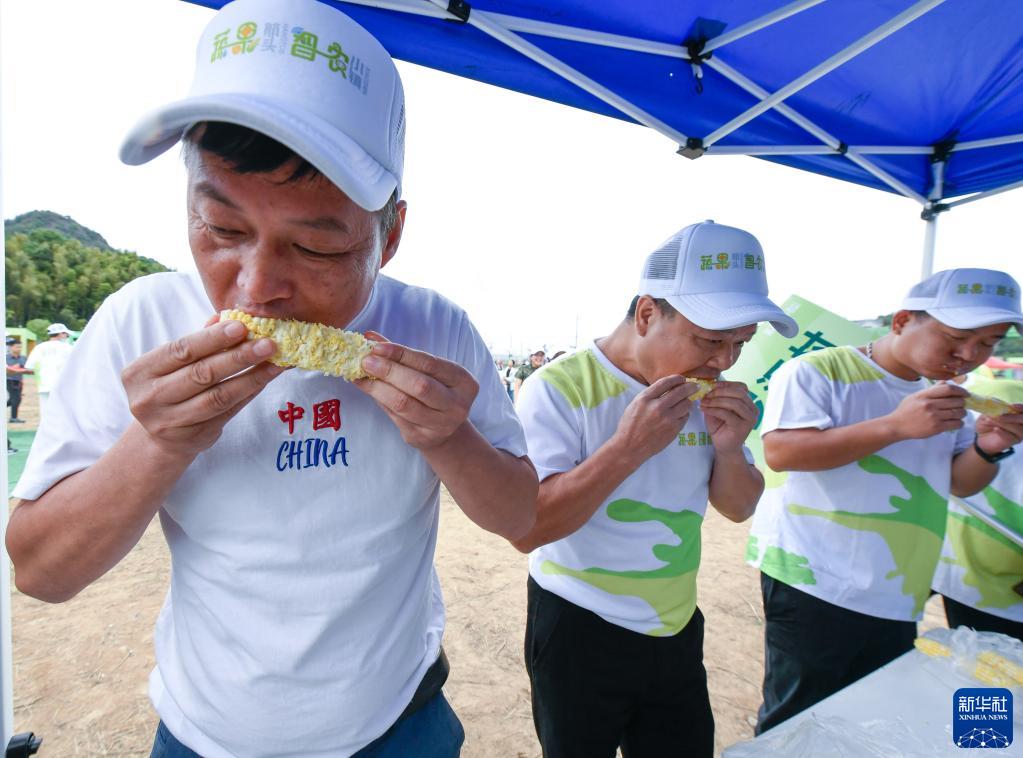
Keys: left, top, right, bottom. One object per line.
{"left": 194, "top": 181, "right": 239, "bottom": 209}
{"left": 294, "top": 216, "right": 351, "bottom": 234}
{"left": 194, "top": 182, "right": 350, "bottom": 233}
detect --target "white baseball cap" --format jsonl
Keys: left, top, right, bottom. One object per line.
{"left": 638, "top": 221, "right": 798, "bottom": 338}
{"left": 902, "top": 268, "right": 1023, "bottom": 330}
{"left": 47, "top": 323, "right": 70, "bottom": 336}
{"left": 119, "top": 0, "right": 404, "bottom": 211}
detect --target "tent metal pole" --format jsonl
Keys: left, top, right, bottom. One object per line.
{"left": 920, "top": 159, "right": 946, "bottom": 279}
{"left": 419, "top": 0, "right": 693, "bottom": 145}
{"left": 704, "top": 56, "right": 928, "bottom": 203}
{"left": 954, "top": 133, "right": 1023, "bottom": 152}
{"left": 702, "top": 0, "right": 946, "bottom": 148}
{"left": 945, "top": 178, "right": 1023, "bottom": 209}
{"left": 921, "top": 215, "right": 938, "bottom": 279}
{"left": 702, "top": 0, "right": 826, "bottom": 53}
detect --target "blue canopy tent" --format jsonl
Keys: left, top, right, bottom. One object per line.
{"left": 183, "top": 0, "right": 1023, "bottom": 277}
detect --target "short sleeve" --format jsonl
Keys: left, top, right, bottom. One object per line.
{"left": 760, "top": 357, "right": 835, "bottom": 437}
{"left": 453, "top": 314, "right": 528, "bottom": 459}
{"left": 13, "top": 295, "right": 135, "bottom": 500}
{"left": 516, "top": 371, "right": 583, "bottom": 482}
{"left": 954, "top": 412, "right": 978, "bottom": 455}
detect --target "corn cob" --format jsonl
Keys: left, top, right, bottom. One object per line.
{"left": 973, "top": 660, "right": 1017, "bottom": 688}
{"left": 220, "top": 309, "right": 374, "bottom": 380}
{"left": 978, "top": 651, "right": 1023, "bottom": 685}
{"left": 965, "top": 392, "right": 1016, "bottom": 417}
{"left": 685, "top": 377, "right": 716, "bottom": 401}
{"left": 914, "top": 637, "right": 951, "bottom": 657}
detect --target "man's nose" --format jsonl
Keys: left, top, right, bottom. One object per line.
{"left": 237, "top": 242, "right": 293, "bottom": 304}
{"left": 954, "top": 341, "right": 981, "bottom": 363}
{"left": 707, "top": 343, "right": 740, "bottom": 370}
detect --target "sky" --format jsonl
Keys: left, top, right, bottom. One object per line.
{"left": 2, "top": 0, "right": 1021, "bottom": 357}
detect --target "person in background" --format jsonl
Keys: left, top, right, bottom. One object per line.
{"left": 748, "top": 268, "right": 1023, "bottom": 734}
{"left": 6, "top": 336, "right": 32, "bottom": 423}
{"left": 514, "top": 349, "right": 546, "bottom": 403}
{"left": 23, "top": 323, "right": 73, "bottom": 420}
{"left": 504, "top": 359, "right": 518, "bottom": 402}
{"left": 513, "top": 221, "right": 797, "bottom": 757}
{"left": 934, "top": 375, "right": 1023, "bottom": 641}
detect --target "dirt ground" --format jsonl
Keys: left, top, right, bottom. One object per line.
{"left": 6, "top": 379, "right": 949, "bottom": 757}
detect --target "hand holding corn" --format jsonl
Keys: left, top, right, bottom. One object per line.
{"left": 974, "top": 398, "right": 1023, "bottom": 456}
{"left": 698, "top": 380, "right": 758, "bottom": 453}
{"left": 121, "top": 317, "right": 286, "bottom": 460}
{"left": 612, "top": 376, "right": 698, "bottom": 466}
{"left": 353, "top": 331, "right": 480, "bottom": 451}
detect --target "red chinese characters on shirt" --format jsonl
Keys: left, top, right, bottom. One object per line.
{"left": 277, "top": 402, "right": 305, "bottom": 434}
{"left": 277, "top": 399, "right": 342, "bottom": 434}
{"left": 312, "top": 399, "right": 341, "bottom": 431}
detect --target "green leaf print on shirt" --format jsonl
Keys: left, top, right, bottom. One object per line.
{"left": 802, "top": 348, "right": 885, "bottom": 384}
{"left": 786, "top": 454, "right": 946, "bottom": 616}
{"left": 540, "top": 350, "right": 628, "bottom": 409}
{"left": 945, "top": 486, "right": 1023, "bottom": 609}
{"left": 540, "top": 499, "right": 702, "bottom": 636}
{"left": 760, "top": 546, "right": 817, "bottom": 585}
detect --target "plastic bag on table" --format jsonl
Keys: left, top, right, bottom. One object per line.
{"left": 916, "top": 626, "right": 1023, "bottom": 690}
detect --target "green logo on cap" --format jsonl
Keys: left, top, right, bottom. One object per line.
{"left": 291, "top": 30, "right": 350, "bottom": 77}
{"left": 699, "top": 252, "right": 763, "bottom": 272}
{"left": 955, "top": 283, "right": 1017, "bottom": 298}
{"left": 211, "top": 22, "right": 260, "bottom": 62}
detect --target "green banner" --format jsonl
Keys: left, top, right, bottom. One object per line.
{"left": 724, "top": 295, "right": 874, "bottom": 473}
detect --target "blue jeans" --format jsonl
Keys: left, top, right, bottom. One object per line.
{"left": 150, "top": 692, "right": 464, "bottom": 757}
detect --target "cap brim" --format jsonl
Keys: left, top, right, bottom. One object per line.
{"left": 119, "top": 93, "right": 397, "bottom": 211}
{"left": 926, "top": 306, "right": 1023, "bottom": 332}
{"left": 666, "top": 291, "right": 799, "bottom": 338}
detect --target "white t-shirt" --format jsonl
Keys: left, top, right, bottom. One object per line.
{"left": 24, "top": 338, "right": 73, "bottom": 393}
{"left": 747, "top": 346, "right": 974, "bottom": 621}
{"left": 519, "top": 342, "right": 750, "bottom": 637}
{"left": 14, "top": 271, "right": 527, "bottom": 758}
{"left": 933, "top": 379, "right": 1023, "bottom": 623}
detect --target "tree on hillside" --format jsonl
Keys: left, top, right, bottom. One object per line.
{"left": 5, "top": 229, "right": 168, "bottom": 329}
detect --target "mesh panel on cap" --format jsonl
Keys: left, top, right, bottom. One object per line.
{"left": 643, "top": 236, "right": 682, "bottom": 280}
{"left": 391, "top": 101, "right": 405, "bottom": 178}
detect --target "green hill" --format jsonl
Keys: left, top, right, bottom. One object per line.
{"left": 5, "top": 210, "right": 114, "bottom": 251}
{"left": 5, "top": 215, "right": 169, "bottom": 330}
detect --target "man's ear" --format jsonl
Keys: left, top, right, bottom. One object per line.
{"left": 890, "top": 309, "right": 914, "bottom": 335}
{"left": 634, "top": 296, "right": 656, "bottom": 337}
{"left": 380, "top": 200, "right": 407, "bottom": 269}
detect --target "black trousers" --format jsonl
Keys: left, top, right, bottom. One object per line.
{"left": 6, "top": 381, "right": 20, "bottom": 419}
{"left": 524, "top": 576, "right": 713, "bottom": 758}
{"left": 943, "top": 595, "right": 1023, "bottom": 642}
{"left": 756, "top": 573, "right": 916, "bottom": 735}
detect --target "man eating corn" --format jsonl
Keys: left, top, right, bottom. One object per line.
{"left": 5, "top": 1, "right": 537, "bottom": 756}
{"left": 747, "top": 267, "right": 1023, "bottom": 734}
{"left": 512, "top": 221, "right": 797, "bottom": 757}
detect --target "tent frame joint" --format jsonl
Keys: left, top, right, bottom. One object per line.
{"left": 920, "top": 201, "right": 949, "bottom": 221}
{"left": 677, "top": 136, "right": 706, "bottom": 159}
{"left": 445, "top": 0, "right": 471, "bottom": 23}
{"left": 683, "top": 38, "right": 713, "bottom": 93}
{"left": 931, "top": 138, "right": 955, "bottom": 164}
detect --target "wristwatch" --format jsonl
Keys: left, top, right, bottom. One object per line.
{"left": 974, "top": 435, "right": 1015, "bottom": 464}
